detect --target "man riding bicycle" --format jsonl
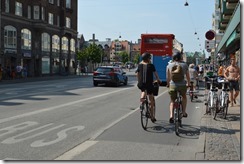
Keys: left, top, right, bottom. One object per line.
{"left": 166, "top": 51, "right": 191, "bottom": 123}
{"left": 136, "top": 52, "right": 161, "bottom": 123}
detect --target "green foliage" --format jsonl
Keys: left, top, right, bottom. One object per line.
{"left": 134, "top": 53, "right": 140, "bottom": 64}
{"left": 118, "top": 51, "right": 129, "bottom": 64}
{"left": 77, "top": 44, "right": 104, "bottom": 64}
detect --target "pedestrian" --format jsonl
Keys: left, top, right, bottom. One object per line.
{"left": 22, "top": 64, "right": 28, "bottom": 79}
{"left": 224, "top": 57, "right": 240, "bottom": 107}
{"left": 84, "top": 65, "right": 88, "bottom": 75}
{"left": 136, "top": 52, "right": 161, "bottom": 123}
{"left": 218, "top": 63, "right": 225, "bottom": 77}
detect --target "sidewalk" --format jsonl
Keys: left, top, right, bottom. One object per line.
{"left": 201, "top": 92, "right": 241, "bottom": 160}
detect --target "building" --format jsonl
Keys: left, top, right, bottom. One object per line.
{"left": 213, "top": 0, "right": 240, "bottom": 66}
{"left": 0, "top": 0, "right": 78, "bottom": 78}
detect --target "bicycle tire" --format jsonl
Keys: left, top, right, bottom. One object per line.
{"left": 190, "top": 92, "right": 194, "bottom": 102}
{"left": 223, "top": 95, "right": 229, "bottom": 119}
{"left": 174, "top": 103, "right": 180, "bottom": 136}
{"left": 140, "top": 101, "right": 149, "bottom": 130}
{"left": 211, "top": 97, "right": 218, "bottom": 119}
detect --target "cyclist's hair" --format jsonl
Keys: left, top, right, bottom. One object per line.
{"left": 172, "top": 51, "right": 182, "bottom": 61}
{"left": 141, "top": 52, "right": 151, "bottom": 61}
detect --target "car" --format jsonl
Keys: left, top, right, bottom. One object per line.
{"left": 93, "top": 66, "right": 128, "bottom": 87}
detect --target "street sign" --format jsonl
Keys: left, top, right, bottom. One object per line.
{"left": 205, "top": 30, "right": 215, "bottom": 40}
{"left": 205, "top": 40, "right": 215, "bottom": 49}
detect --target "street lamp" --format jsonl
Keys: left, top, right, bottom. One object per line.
{"left": 184, "top": 0, "right": 189, "bottom": 6}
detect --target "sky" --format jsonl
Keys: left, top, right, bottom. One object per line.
{"left": 77, "top": 0, "right": 216, "bottom": 53}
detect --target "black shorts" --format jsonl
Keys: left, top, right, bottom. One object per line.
{"left": 137, "top": 83, "right": 154, "bottom": 95}
{"left": 229, "top": 80, "right": 240, "bottom": 91}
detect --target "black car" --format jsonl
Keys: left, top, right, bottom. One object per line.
{"left": 93, "top": 66, "right": 128, "bottom": 87}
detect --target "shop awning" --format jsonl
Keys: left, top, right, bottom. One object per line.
{"left": 217, "top": 3, "right": 240, "bottom": 53}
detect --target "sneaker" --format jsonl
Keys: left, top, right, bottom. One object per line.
{"left": 194, "top": 95, "right": 198, "bottom": 99}
{"left": 169, "top": 118, "right": 174, "bottom": 124}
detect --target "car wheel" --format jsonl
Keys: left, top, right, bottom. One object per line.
{"left": 124, "top": 78, "right": 128, "bottom": 85}
{"left": 93, "top": 81, "right": 98, "bottom": 86}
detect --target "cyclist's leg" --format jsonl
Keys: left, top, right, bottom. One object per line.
{"left": 148, "top": 94, "right": 156, "bottom": 121}
{"left": 180, "top": 86, "right": 188, "bottom": 117}
{"left": 168, "top": 85, "right": 177, "bottom": 122}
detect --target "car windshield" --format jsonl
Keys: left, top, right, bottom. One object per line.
{"left": 96, "top": 68, "right": 113, "bottom": 73}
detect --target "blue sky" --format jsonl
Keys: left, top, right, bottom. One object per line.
{"left": 78, "top": 0, "right": 216, "bottom": 52}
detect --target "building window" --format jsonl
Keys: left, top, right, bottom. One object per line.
{"left": 5, "top": 0, "right": 9, "bottom": 13}
{"left": 4, "top": 26, "right": 17, "bottom": 49}
{"left": 42, "top": 33, "right": 50, "bottom": 52}
{"left": 66, "top": 17, "right": 71, "bottom": 28}
{"left": 62, "top": 37, "right": 68, "bottom": 52}
{"left": 57, "top": 16, "right": 60, "bottom": 26}
{"left": 15, "top": 2, "right": 23, "bottom": 16}
{"left": 57, "top": 0, "right": 60, "bottom": 6}
{"left": 52, "top": 35, "right": 60, "bottom": 53}
{"left": 66, "top": 0, "right": 71, "bottom": 9}
{"left": 21, "top": 29, "right": 31, "bottom": 50}
{"left": 48, "top": 13, "right": 54, "bottom": 25}
{"left": 42, "top": 7, "right": 45, "bottom": 21}
{"left": 49, "top": 0, "right": 54, "bottom": 4}
{"left": 34, "top": 6, "right": 40, "bottom": 20}
{"left": 70, "top": 39, "right": 75, "bottom": 53}
{"left": 28, "top": 6, "right": 31, "bottom": 19}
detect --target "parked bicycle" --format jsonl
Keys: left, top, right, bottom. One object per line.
{"left": 218, "top": 77, "right": 230, "bottom": 119}
{"left": 205, "top": 75, "right": 219, "bottom": 119}
{"left": 173, "top": 90, "right": 183, "bottom": 136}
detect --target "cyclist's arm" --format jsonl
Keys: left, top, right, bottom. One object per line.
{"left": 166, "top": 67, "right": 171, "bottom": 87}
{"left": 154, "top": 71, "right": 160, "bottom": 83}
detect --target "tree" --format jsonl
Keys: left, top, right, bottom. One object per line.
{"left": 86, "top": 44, "right": 102, "bottom": 64}
{"left": 119, "top": 51, "right": 129, "bottom": 64}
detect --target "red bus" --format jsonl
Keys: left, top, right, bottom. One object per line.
{"left": 140, "top": 34, "right": 183, "bottom": 85}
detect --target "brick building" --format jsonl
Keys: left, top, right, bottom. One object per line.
{"left": 0, "top": 0, "right": 78, "bottom": 77}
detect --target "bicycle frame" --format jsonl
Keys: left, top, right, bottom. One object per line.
{"left": 174, "top": 90, "right": 182, "bottom": 136}
{"left": 205, "top": 76, "right": 219, "bottom": 119}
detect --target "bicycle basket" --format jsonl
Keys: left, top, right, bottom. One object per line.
{"left": 153, "top": 82, "right": 159, "bottom": 96}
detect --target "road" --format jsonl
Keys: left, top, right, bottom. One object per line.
{"left": 0, "top": 73, "right": 206, "bottom": 160}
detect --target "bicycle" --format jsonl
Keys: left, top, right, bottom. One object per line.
{"left": 173, "top": 90, "right": 183, "bottom": 136}
{"left": 188, "top": 81, "right": 198, "bottom": 102}
{"left": 218, "top": 77, "right": 230, "bottom": 119}
{"left": 140, "top": 90, "right": 156, "bottom": 130}
{"left": 205, "top": 75, "right": 219, "bottom": 119}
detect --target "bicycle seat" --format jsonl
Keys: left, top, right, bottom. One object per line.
{"left": 222, "top": 88, "right": 230, "bottom": 92}
{"left": 211, "top": 88, "right": 218, "bottom": 92}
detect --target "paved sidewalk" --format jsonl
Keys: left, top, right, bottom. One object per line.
{"left": 201, "top": 93, "right": 241, "bottom": 160}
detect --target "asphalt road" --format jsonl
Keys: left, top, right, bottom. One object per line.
{"left": 0, "top": 74, "right": 206, "bottom": 160}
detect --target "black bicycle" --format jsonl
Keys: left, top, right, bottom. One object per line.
{"left": 174, "top": 90, "right": 183, "bottom": 136}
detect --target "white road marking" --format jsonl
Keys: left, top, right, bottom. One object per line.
{"left": 55, "top": 141, "right": 98, "bottom": 160}
{"left": 54, "top": 90, "right": 169, "bottom": 160}
{"left": 0, "top": 88, "right": 130, "bottom": 124}
{"left": 31, "top": 126, "right": 85, "bottom": 147}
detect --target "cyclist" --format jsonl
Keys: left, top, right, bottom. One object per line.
{"left": 166, "top": 51, "right": 191, "bottom": 123}
{"left": 136, "top": 52, "right": 161, "bottom": 123}
{"left": 189, "top": 63, "right": 198, "bottom": 98}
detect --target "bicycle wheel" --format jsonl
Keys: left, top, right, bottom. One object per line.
{"left": 223, "top": 95, "right": 229, "bottom": 119}
{"left": 211, "top": 96, "right": 218, "bottom": 119}
{"left": 190, "top": 92, "right": 194, "bottom": 102}
{"left": 140, "top": 102, "right": 149, "bottom": 130}
{"left": 174, "top": 104, "right": 180, "bottom": 136}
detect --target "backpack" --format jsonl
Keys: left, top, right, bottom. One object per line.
{"left": 171, "top": 62, "right": 184, "bottom": 82}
